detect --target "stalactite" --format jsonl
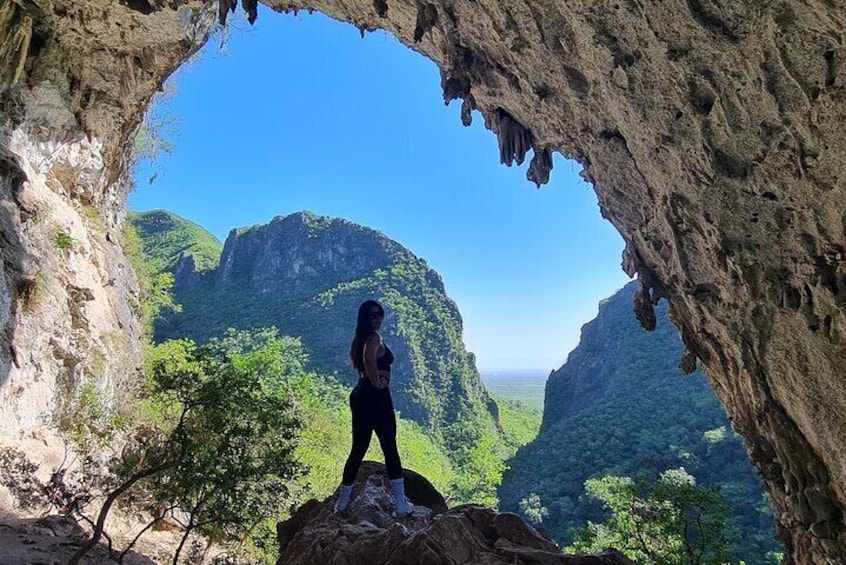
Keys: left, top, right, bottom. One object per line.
{"left": 527, "top": 147, "right": 553, "bottom": 187}
{"left": 241, "top": 0, "right": 258, "bottom": 24}
{"left": 218, "top": 0, "right": 237, "bottom": 25}
{"left": 460, "top": 95, "right": 474, "bottom": 127}
{"left": 496, "top": 109, "right": 532, "bottom": 167}
{"left": 0, "top": 2, "right": 33, "bottom": 92}
{"left": 679, "top": 349, "right": 697, "bottom": 374}
{"left": 441, "top": 72, "right": 470, "bottom": 104}
{"left": 633, "top": 277, "right": 657, "bottom": 331}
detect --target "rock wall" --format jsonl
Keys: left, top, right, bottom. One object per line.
{"left": 2, "top": 0, "right": 846, "bottom": 562}
{"left": 0, "top": 0, "right": 212, "bottom": 465}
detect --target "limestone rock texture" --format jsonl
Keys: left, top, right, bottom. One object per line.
{"left": 2, "top": 0, "right": 846, "bottom": 563}
{"left": 0, "top": 0, "right": 214, "bottom": 479}
{"left": 277, "top": 461, "right": 634, "bottom": 565}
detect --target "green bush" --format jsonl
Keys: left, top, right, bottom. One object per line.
{"left": 57, "top": 382, "right": 117, "bottom": 453}
{"left": 122, "top": 221, "right": 181, "bottom": 336}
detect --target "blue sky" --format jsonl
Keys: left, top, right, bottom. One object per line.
{"left": 129, "top": 7, "right": 631, "bottom": 372}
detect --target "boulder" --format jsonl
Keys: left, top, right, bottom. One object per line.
{"left": 277, "top": 461, "right": 633, "bottom": 565}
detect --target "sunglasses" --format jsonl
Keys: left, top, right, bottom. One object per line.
{"left": 370, "top": 310, "right": 384, "bottom": 319}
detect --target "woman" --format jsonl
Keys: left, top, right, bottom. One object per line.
{"left": 333, "top": 300, "right": 414, "bottom": 517}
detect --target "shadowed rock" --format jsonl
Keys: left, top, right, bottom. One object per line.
{"left": 276, "top": 461, "right": 633, "bottom": 565}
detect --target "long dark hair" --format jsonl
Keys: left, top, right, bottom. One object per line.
{"left": 349, "top": 300, "right": 383, "bottom": 373}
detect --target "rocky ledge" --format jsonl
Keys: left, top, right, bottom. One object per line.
{"left": 276, "top": 461, "right": 632, "bottom": 565}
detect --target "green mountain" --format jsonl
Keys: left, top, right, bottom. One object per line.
{"left": 129, "top": 210, "right": 223, "bottom": 273}
{"left": 131, "top": 210, "right": 500, "bottom": 457}
{"left": 498, "top": 281, "right": 783, "bottom": 563}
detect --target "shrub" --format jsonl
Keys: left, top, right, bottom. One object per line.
{"left": 69, "top": 328, "right": 305, "bottom": 565}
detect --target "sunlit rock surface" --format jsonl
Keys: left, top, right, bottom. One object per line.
{"left": 2, "top": 1, "right": 846, "bottom": 562}
{"left": 0, "top": 0, "right": 210, "bottom": 472}
{"left": 277, "top": 461, "right": 633, "bottom": 565}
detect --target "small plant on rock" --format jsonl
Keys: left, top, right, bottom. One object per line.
{"left": 54, "top": 228, "right": 74, "bottom": 251}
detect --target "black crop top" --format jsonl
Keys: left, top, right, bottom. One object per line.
{"left": 376, "top": 345, "right": 394, "bottom": 371}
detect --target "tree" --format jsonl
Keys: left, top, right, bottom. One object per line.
{"left": 519, "top": 492, "right": 549, "bottom": 526}
{"left": 450, "top": 433, "right": 507, "bottom": 506}
{"left": 567, "top": 468, "right": 739, "bottom": 565}
{"left": 69, "top": 328, "right": 305, "bottom": 564}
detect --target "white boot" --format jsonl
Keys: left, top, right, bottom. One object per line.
{"left": 390, "top": 478, "right": 415, "bottom": 517}
{"left": 334, "top": 484, "right": 353, "bottom": 514}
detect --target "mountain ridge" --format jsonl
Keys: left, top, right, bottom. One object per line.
{"left": 130, "top": 209, "right": 500, "bottom": 456}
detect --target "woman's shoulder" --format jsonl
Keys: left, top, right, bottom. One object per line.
{"left": 365, "top": 332, "right": 382, "bottom": 346}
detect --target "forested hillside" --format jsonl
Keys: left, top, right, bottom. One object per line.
{"left": 128, "top": 210, "right": 534, "bottom": 505}
{"left": 129, "top": 210, "right": 223, "bottom": 273}
{"left": 499, "top": 281, "right": 783, "bottom": 563}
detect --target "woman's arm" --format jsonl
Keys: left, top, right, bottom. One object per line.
{"left": 363, "top": 334, "right": 387, "bottom": 389}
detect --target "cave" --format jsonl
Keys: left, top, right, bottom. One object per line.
{"left": 1, "top": 1, "right": 846, "bottom": 562}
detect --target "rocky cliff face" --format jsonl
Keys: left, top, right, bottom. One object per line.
{"left": 276, "top": 461, "right": 634, "bottom": 565}
{"left": 500, "top": 281, "right": 781, "bottom": 560}
{"left": 0, "top": 0, "right": 211, "bottom": 474}
{"left": 2, "top": 1, "right": 846, "bottom": 562}
{"left": 541, "top": 281, "right": 707, "bottom": 427}
{"left": 0, "top": 85, "right": 146, "bottom": 460}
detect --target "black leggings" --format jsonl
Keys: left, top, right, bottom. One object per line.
{"left": 341, "top": 380, "right": 403, "bottom": 485}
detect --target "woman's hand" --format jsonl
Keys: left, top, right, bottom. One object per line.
{"left": 368, "top": 375, "right": 388, "bottom": 389}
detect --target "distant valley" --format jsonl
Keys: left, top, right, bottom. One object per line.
{"left": 480, "top": 369, "right": 548, "bottom": 410}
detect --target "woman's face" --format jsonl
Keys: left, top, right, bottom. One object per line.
{"left": 370, "top": 306, "right": 384, "bottom": 332}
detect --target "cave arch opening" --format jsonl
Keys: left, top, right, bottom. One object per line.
{"left": 129, "top": 8, "right": 630, "bottom": 373}
{"left": 4, "top": 1, "right": 844, "bottom": 561}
